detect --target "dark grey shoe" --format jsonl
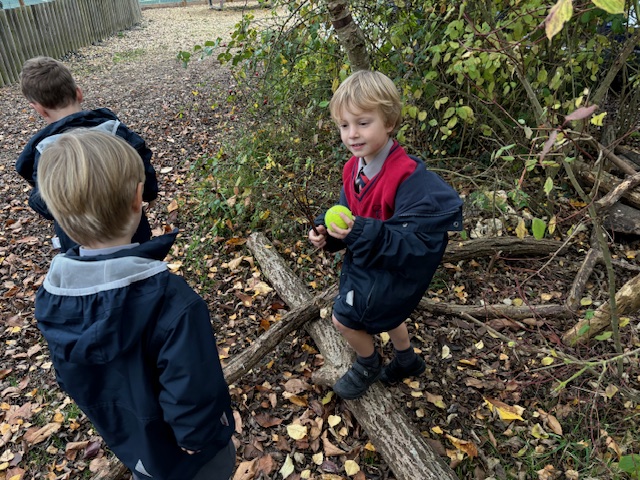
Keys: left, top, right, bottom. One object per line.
{"left": 333, "top": 361, "right": 382, "bottom": 400}
{"left": 380, "top": 355, "right": 426, "bottom": 384}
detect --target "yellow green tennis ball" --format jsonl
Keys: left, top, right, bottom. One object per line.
{"left": 325, "top": 205, "right": 354, "bottom": 232}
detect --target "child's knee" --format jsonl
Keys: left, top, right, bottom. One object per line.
{"left": 332, "top": 314, "right": 348, "bottom": 334}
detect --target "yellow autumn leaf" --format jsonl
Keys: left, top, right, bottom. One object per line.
{"left": 512, "top": 298, "right": 523, "bottom": 306}
{"left": 590, "top": 112, "right": 607, "bottom": 126}
{"left": 344, "top": 460, "right": 360, "bottom": 476}
{"left": 605, "top": 384, "right": 618, "bottom": 399}
{"left": 426, "top": 392, "right": 447, "bottom": 409}
{"left": 446, "top": 434, "right": 478, "bottom": 458}
{"left": 548, "top": 215, "right": 557, "bottom": 234}
{"left": 591, "top": 0, "right": 624, "bottom": 14}
{"left": 441, "top": 345, "right": 451, "bottom": 359}
{"left": 286, "top": 423, "right": 307, "bottom": 440}
{"left": 484, "top": 398, "right": 525, "bottom": 421}
{"left": 541, "top": 357, "right": 554, "bottom": 366}
{"left": 364, "top": 442, "right": 376, "bottom": 452}
{"left": 327, "top": 415, "right": 341, "bottom": 427}
{"left": 545, "top": 0, "right": 573, "bottom": 40}
{"left": 380, "top": 332, "right": 391, "bottom": 346}
{"left": 312, "top": 452, "right": 323, "bottom": 465}
{"left": 279, "top": 454, "right": 295, "bottom": 478}
{"left": 580, "top": 296, "right": 592, "bottom": 306}
{"left": 515, "top": 218, "right": 527, "bottom": 239}
{"left": 531, "top": 423, "right": 549, "bottom": 439}
{"left": 321, "top": 391, "right": 335, "bottom": 405}
{"left": 432, "top": 426, "right": 444, "bottom": 434}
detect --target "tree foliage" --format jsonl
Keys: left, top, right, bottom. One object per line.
{"left": 180, "top": 0, "right": 640, "bottom": 236}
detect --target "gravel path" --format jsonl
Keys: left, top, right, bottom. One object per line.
{"left": 1, "top": 2, "right": 271, "bottom": 232}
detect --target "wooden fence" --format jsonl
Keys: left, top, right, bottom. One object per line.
{"left": 0, "top": 0, "right": 142, "bottom": 87}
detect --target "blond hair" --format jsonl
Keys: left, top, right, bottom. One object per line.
{"left": 37, "top": 130, "right": 145, "bottom": 246}
{"left": 329, "top": 70, "right": 402, "bottom": 132}
{"left": 20, "top": 56, "right": 78, "bottom": 109}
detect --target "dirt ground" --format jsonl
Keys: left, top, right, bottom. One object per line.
{"left": 2, "top": 2, "right": 640, "bottom": 480}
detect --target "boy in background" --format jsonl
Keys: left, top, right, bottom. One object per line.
{"left": 16, "top": 56, "right": 158, "bottom": 252}
{"left": 309, "top": 70, "right": 463, "bottom": 400}
{"left": 35, "top": 130, "right": 235, "bottom": 480}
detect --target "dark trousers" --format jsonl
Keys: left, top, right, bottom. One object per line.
{"left": 132, "top": 440, "right": 236, "bottom": 480}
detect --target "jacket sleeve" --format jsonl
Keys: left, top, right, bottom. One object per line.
{"left": 26, "top": 151, "right": 55, "bottom": 220}
{"left": 344, "top": 171, "right": 462, "bottom": 271}
{"left": 117, "top": 125, "right": 158, "bottom": 203}
{"left": 345, "top": 217, "right": 447, "bottom": 271}
{"left": 156, "top": 297, "right": 232, "bottom": 451}
{"left": 16, "top": 145, "right": 36, "bottom": 186}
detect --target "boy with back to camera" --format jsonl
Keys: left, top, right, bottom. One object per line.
{"left": 308, "top": 70, "right": 463, "bottom": 400}
{"left": 16, "top": 56, "right": 158, "bottom": 252}
{"left": 35, "top": 130, "right": 236, "bottom": 480}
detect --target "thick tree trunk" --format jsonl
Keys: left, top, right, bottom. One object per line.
{"left": 247, "top": 232, "right": 458, "bottom": 480}
{"left": 325, "top": 0, "right": 370, "bottom": 71}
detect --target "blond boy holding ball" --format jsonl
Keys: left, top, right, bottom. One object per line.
{"left": 309, "top": 71, "right": 463, "bottom": 400}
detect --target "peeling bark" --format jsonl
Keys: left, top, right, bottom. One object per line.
{"left": 325, "top": 0, "right": 370, "bottom": 71}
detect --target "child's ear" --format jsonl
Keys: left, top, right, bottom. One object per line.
{"left": 76, "top": 87, "right": 83, "bottom": 103}
{"left": 30, "top": 102, "right": 48, "bottom": 119}
{"left": 132, "top": 182, "right": 144, "bottom": 213}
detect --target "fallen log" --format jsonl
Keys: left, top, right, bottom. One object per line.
{"left": 443, "top": 237, "right": 565, "bottom": 262}
{"left": 418, "top": 299, "right": 570, "bottom": 319}
{"left": 247, "top": 232, "right": 458, "bottom": 480}
{"left": 563, "top": 272, "right": 640, "bottom": 345}
{"left": 223, "top": 287, "right": 336, "bottom": 384}
{"left": 575, "top": 160, "right": 640, "bottom": 210}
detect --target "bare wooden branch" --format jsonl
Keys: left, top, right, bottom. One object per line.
{"left": 575, "top": 160, "right": 640, "bottom": 210}
{"left": 223, "top": 287, "right": 336, "bottom": 384}
{"left": 418, "top": 299, "right": 569, "bottom": 319}
{"left": 443, "top": 236, "right": 565, "bottom": 263}
{"left": 563, "top": 273, "right": 640, "bottom": 345}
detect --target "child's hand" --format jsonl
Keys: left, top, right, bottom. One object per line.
{"left": 327, "top": 212, "right": 354, "bottom": 240}
{"left": 309, "top": 225, "right": 328, "bottom": 248}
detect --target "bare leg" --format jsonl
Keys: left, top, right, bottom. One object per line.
{"left": 387, "top": 322, "right": 411, "bottom": 351}
{"left": 332, "top": 315, "right": 375, "bottom": 357}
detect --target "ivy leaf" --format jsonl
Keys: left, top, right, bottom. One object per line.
{"left": 591, "top": 0, "right": 625, "bottom": 14}
{"left": 545, "top": 0, "right": 574, "bottom": 40}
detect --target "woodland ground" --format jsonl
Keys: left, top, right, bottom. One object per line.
{"left": 1, "top": 2, "right": 640, "bottom": 480}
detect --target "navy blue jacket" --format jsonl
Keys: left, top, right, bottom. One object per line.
{"left": 319, "top": 154, "right": 463, "bottom": 333}
{"left": 35, "top": 232, "right": 234, "bottom": 480}
{"left": 16, "top": 108, "right": 158, "bottom": 251}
